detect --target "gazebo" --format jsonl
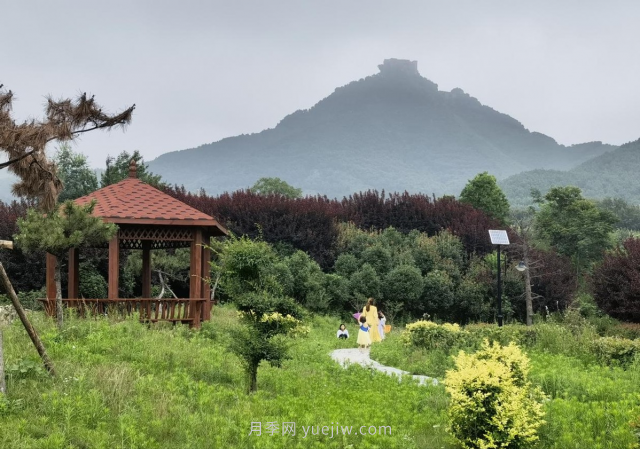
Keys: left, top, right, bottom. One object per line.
{"left": 42, "top": 160, "right": 227, "bottom": 328}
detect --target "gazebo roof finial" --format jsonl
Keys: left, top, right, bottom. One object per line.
{"left": 128, "top": 158, "right": 137, "bottom": 178}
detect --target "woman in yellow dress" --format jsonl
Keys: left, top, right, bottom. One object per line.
{"left": 362, "top": 298, "right": 382, "bottom": 343}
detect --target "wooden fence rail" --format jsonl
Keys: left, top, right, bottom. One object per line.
{"left": 39, "top": 298, "right": 207, "bottom": 328}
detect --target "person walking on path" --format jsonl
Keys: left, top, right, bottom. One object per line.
{"left": 357, "top": 316, "right": 371, "bottom": 348}
{"left": 362, "top": 298, "right": 382, "bottom": 343}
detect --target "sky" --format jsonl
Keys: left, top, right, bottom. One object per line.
{"left": 2, "top": 0, "right": 639, "bottom": 168}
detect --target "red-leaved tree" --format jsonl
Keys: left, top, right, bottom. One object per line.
{"left": 592, "top": 238, "right": 640, "bottom": 322}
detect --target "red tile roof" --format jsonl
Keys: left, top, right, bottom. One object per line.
{"left": 74, "top": 178, "right": 226, "bottom": 234}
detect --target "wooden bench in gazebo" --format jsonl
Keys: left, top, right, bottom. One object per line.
{"left": 41, "top": 160, "right": 227, "bottom": 328}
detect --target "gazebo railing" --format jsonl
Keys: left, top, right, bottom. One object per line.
{"left": 38, "top": 298, "right": 208, "bottom": 328}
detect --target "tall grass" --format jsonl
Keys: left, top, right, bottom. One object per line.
{"left": 0, "top": 308, "right": 452, "bottom": 449}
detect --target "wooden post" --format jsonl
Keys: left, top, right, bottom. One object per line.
{"left": 142, "top": 241, "right": 152, "bottom": 298}
{"left": 0, "top": 329, "right": 5, "bottom": 394}
{"left": 108, "top": 235, "right": 119, "bottom": 300}
{"left": 201, "top": 242, "right": 211, "bottom": 321}
{"left": 0, "top": 240, "right": 13, "bottom": 250}
{"left": 0, "top": 261, "right": 56, "bottom": 376}
{"left": 190, "top": 229, "right": 203, "bottom": 328}
{"left": 45, "top": 253, "right": 57, "bottom": 316}
{"left": 68, "top": 248, "right": 79, "bottom": 305}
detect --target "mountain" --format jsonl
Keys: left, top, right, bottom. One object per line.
{"left": 147, "top": 58, "right": 614, "bottom": 199}
{"left": 501, "top": 138, "right": 640, "bottom": 206}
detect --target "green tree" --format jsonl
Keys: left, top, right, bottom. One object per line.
{"left": 54, "top": 144, "right": 99, "bottom": 202}
{"left": 349, "top": 263, "right": 382, "bottom": 306}
{"left": 15, "top": 200, "right": 118, "bottom": 328}
{"left": 334, "top": 253, "right": 361, "bottom": 278}
{"left": 535, "top": 186, "right": 616, "bottom": 272}
{"left": 208, "top": 235, "right": 305, "bottom": 392}
{"left": 360, "top": 244, "right": 393, "bottom": 275}
{"left": 101, "top": 150, "right": 162, "bottom": 188}
{"left": 382, "top": 264, "right": 424, "bottom": 323}
{"left": 459, "top": 171, "right": 510, "bottom": 224}
{"left": 420, "top": 270, "right": 455, "bottom": 319}
{"left": 596, "top": 197, "right": 640, "bottom": 231}
{"left": 249, "top": 177, "right": 302, "bottom": 198}
{"left": 285, "top": 250, "right": 326, "bottom": 311}
{"left": 232, "top": 292, "right": 305, "bottom": 392}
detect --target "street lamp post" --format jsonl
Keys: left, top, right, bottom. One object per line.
{"left": 489, "top": 230, "right": 510, "bottom": 327}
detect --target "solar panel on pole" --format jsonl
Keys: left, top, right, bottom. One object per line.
{"left": 489, "top": 230, "right": 510, "bottom": 245}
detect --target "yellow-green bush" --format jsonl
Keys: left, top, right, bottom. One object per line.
{"left": 464, "top": 323, "right": 538, "bottom": 348}
{"left": 401, "top": 320, "right": 465, "bottom": 351}
{"left": 591, "top": 336, "right": 640, "bottom": 366}
{"left": 444, "top": 340, "right": 546, "bottom": 449}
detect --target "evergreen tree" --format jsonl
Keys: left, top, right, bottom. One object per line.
{"left": 15, "top": 200, "right": 118, "bottom": 328}
{"left": 209, "top": 235, "right": 305, "bottom": 392}
{"left": 101, "top": 150, "right": 162, "bottom": 187}
{"left": 54, "top": 144, "right": 98, "bottom": 202}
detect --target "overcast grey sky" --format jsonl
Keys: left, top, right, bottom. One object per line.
{"left": 3, "top": 0, "right": 639, "bottom": 168}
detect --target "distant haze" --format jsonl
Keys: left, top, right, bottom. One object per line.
{"left": 2, "top": 0, "right": 640, "bottom": 170}
{"left": 146, "top": 59, "right": 618, "bottom": 200}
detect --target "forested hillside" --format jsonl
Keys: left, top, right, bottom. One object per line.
{"left": 501, "top": 138, "right": 640, "bottom": 205}
{"left": 148, "top": 59, "right": 614, "bottom": 199}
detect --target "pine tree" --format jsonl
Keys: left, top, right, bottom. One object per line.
{"left": 15, "top": 200, "right": 118, "bottom": 328}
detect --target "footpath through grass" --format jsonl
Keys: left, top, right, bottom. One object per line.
{"left": 0, "top": 307, "right": 451, "bottom": 449}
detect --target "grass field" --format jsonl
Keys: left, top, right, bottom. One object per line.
{"left": 1, "top": 308, "right": 639, "bottom": 448}
{"left": 371, "top": 322, "right": 640, "bottom": 449}
{"left": 1, "top": 308, "right": 450, "bottom": 449}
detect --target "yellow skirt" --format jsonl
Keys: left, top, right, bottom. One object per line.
{"left": 369, "top": 325, "right": 382, "bottom": 343}
{"left": 357, "top": 330, "right": 371, "bottom": 346}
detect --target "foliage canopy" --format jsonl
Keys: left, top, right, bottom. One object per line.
{"left": 459, "top": 172, "right": 510, "bottom": 224}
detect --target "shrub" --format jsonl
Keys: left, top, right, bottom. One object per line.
{"left": 79, "top": 263, "right": 108, "bottom": 299}
{"left": 608, "top": 322, "right": 640, "bottom": 340}
{"left": 445, "top": 340, "right": 546, "bottom": 449}
{"left": 464, "top": 324, "right": 538, "bottom": 349}
{"left": 591, "top": 336, "right": 640, "bottom": 366}
{"left": 401, "top": 320, "right": 464, "bottom": 351}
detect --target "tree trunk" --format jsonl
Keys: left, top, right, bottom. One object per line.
{"left": 0, "top": 329, "right": 6, "bottom": 394}
{"left": 0, "top": 262, "right": 56, "bottom": 376}
{"left": 54, "top": 263, "right": 63, "bottom": 329}
{"left": 248, "top": 363, "right": 258, "bottom": 393}
{"left": 524, "top": 259, "right": 534, "bottom": 326}
{"left": 211, "top": 272, "right": 220, "bottom": 304}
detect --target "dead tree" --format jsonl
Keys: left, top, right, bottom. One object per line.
{"left": 510, "top": 209, "right": 543, "bottom": 326}
{"left": 0, "top": 85, "right": 134, "bottom": 375}
{"left": 0, "top": 84, "right": 134, "bottom": 212}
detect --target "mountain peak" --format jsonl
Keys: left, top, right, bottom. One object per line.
{"left": 148, "top": 59, "right": 615, "bottom": 200}
{"left": 377, "top": 58, "right": 420, "bottom": 77}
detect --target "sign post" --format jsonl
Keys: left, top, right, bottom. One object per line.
{"left": 489, "top": 230, "right": 510, "bottom": 327}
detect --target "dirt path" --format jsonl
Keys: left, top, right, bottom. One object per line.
{"left": 330, "top": 348, "right": 439, "bottom": 386}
